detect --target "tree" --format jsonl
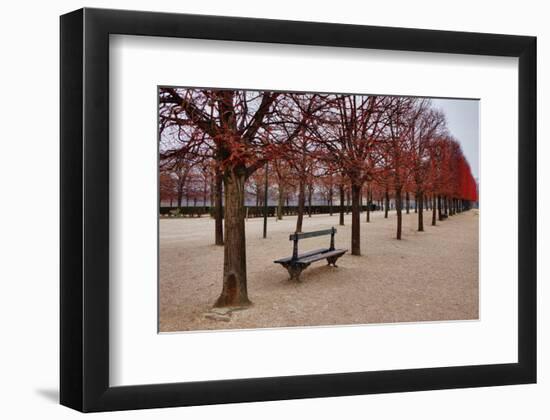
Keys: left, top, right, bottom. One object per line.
{"left": 196, "top": 162, "right": 211, "bottom": 214}
{"left": 408, "top": 102, "right": 445, "bottom": 232}
{"left": 159, "top": 172, "right": 177, "bottom": 207}
{"left": 333, "top": 173, "right": 347, "bottom": 226}
{"left": 159, "top": 115, "right": 222, "bottom": 242}
{"left": 285, "top": 138, "right": 317, "bottom": 232}
{"left": 381, "top": 96, "right": 418, "bottom": 240}
{"left": 159, "top": 88, "right": 326, "bottom": 303}
{"left": 426, "top": 134, "right": 477, "bottom": 221}
{"left": 314, "top": 95, "right": 387, "bottom": 255}
{"left": 212, "top": 163, "right": 224, "bottom": 244}
{"left": 275, "top": 93, "right": 329, "bottom": 232}
{"left": 160, "top": 88, "right": 283, "bottom": 306}
{"left": 272, "top": 158, "right": 293, "bottom": 220}
{"left": 318, "top": 168, "right": 337, "bottom": 216}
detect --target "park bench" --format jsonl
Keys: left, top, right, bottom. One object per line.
{"left": 274, "top": 227, "right": 347, "bottom": 281}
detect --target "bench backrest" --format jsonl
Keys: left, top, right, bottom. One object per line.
{"left": 289, "top": 228, "right": 336, "bottom": 241}
{"left": 290, "top": 227, "right": 337, "bottom": 261}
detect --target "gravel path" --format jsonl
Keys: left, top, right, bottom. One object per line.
{"left": 159, "top": 209, "right": 479, "bottom": 332}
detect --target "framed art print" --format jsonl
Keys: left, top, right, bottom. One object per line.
{"left": 60, "top": 8, "right": 536, "bottom": 412}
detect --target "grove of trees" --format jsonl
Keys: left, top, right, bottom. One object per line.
{"left": 159, "top": 88, "right": 478, "bottom": 308}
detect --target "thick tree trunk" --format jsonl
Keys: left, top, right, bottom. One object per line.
{"left": 214, "top": 169, "right": 224, "bottom": 245}
{"left": 417, "top": 191, "right": 424, "bottom": 232}
{"left": 444, "top": 196, "right": 448, "bottom": 217}
{"left": 351, "top": 183, "right": 362, "bottom": 255}
{"left": 432, "top": 194, "right": 437, "bottom": 226}
{"left": 396, "top": 188, "right": 403, "bottom": 239}
{"left": 339, "top": 184, "right": 345, "bottom": 226}
{"left": 215, "top": 170, "right": 251, "bottom": 307}
{"left": 437, "top": 194, "right": 443, "bottom": 221}
{"left": 384, "top": 188, "right": 389, "bottom": 219}
{"left": 296, "top": 179, "right": 305, "bottom": 232}
{"left": 406, "top": 191, "right": 410, "bottom": 214}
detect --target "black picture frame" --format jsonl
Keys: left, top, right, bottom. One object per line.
{"left": 60, "top": 7, "right": 537, "bottom": 412}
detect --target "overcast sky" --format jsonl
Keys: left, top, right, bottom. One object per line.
{"left": 431, "top": 98, "right": 479, "bottom": 181}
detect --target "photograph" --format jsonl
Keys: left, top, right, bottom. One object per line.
{"left": 158, "top": 87, "right": 479, "bottom": 332}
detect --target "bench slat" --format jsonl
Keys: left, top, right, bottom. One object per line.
{"left": 289, "top": 228, "right": 335, "bottom": 241}
{"left": 274, "top": 248, "right": 329, "bottom": 264}
{"left": 297, "top": 249, "right": 347, "bottom": 264}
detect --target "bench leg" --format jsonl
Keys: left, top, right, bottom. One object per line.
{"left": 283, "top": 263, "right": 308, "bottom": 281}
{"left": 326, "top": 256, "right": 340, "bottom": 267}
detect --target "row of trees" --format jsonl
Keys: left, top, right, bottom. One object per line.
{"left": 159, "top": 89, "right": 477, "bottom": 308}
{"left": 160, "top": 162, "right": 473, "bottom": 217}
{"left": 160, "top": 160, "right": 445, "bottom": 211}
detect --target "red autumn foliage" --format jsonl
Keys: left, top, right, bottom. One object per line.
{"left": 159, "top": 88, "right": 478, "bottom": 307}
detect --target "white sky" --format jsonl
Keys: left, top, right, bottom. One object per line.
{"left": 431, "top": 98, "right": 479, "bottom": 181}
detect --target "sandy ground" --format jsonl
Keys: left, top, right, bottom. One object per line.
{"left": 159, "top": 209, "right": 479, "bottom": 332}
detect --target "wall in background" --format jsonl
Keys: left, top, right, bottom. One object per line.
{"left": 0, "top": 1, "right": 546, "bottom": 418}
